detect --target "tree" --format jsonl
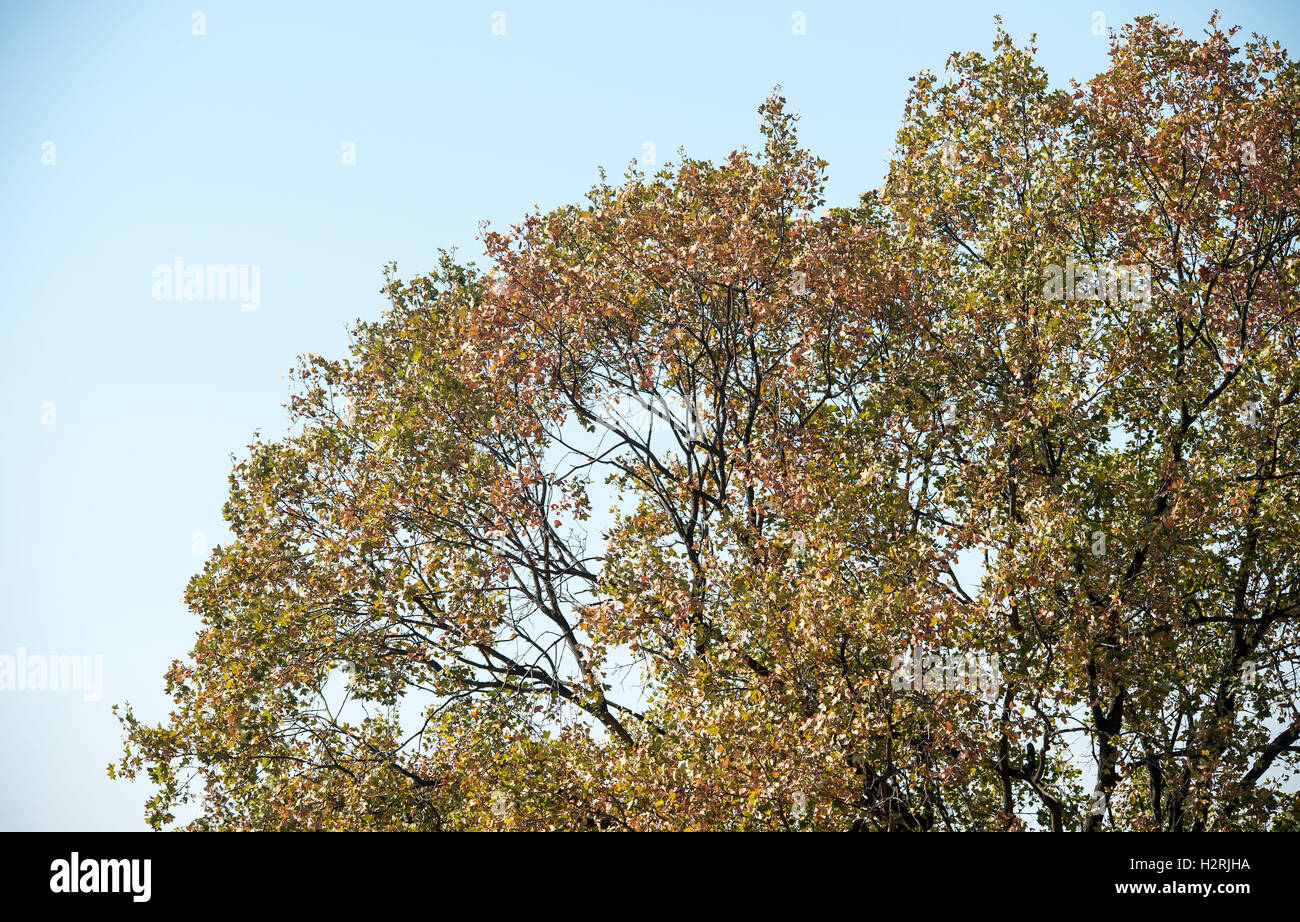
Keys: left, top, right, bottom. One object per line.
{"left": 114, "top": 16, "right": 1300, "bottom": 830}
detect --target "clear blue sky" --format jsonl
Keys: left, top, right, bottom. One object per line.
{"left": 3, "top": 0, "right": 1297, "bottom": 831}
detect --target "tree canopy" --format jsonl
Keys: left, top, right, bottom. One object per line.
{"left": 114, "top": 16, "right": 1300, "bottom": 830}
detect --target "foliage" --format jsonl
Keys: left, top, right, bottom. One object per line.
{"left": 114, "top": 17, "right": 1300, "bottom": 830}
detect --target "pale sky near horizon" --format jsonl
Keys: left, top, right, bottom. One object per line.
{"left": 3, "top": 0, "right": 1298, "bottom": 830}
